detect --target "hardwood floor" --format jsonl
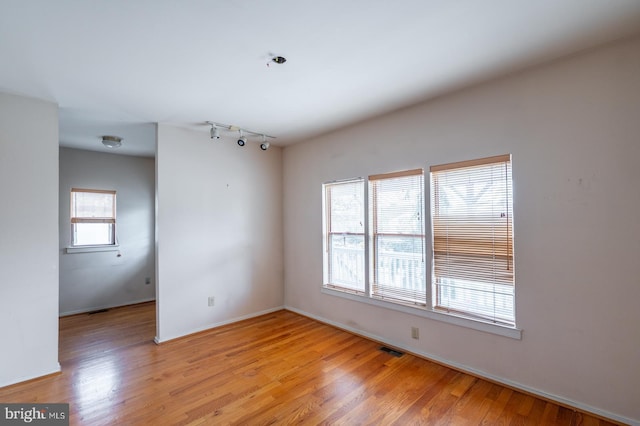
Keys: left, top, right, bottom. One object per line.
{"left": 0, "top": 303, "right": 620, "bottom": 425}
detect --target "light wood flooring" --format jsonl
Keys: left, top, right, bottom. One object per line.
{"left": 0, "top": 302, "right": 620, "bottom": 425}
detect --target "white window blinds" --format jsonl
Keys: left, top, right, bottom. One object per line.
{"left": 430, "top": 155, "right": 515, "bottom": 325}
{"left": 369, "top": 169, "right": 426, "bottom": 306}
{"left": 323, "top": 179, "right": 365, "bottom": 293}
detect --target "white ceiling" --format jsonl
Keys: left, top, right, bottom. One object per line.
{"left": 2, "top": 0, "right": 640, "bottom": 157}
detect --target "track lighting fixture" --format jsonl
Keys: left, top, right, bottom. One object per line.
{"left": 205, "top": 121, "right": 274, "bottom": 151}
{"left": 210, "top": 124, "right": 220, "bottom": 139}
{"left": 237, "top": 130, "right": 247, "bottom": 147}
{"left": 260, "top": 135, "right": 270, "bottom": 151}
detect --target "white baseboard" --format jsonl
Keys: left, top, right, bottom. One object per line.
{"left": 154, "top": 305, "right": 285, "bottom": 344}
{"left": 0, "top": 362, "right": 61, "bottom": 389}
{"left": 59, "top": 298, "right": 156, "bottom": 317}
{"left": 284, "top": 305, "right": 638, "bottom": 426}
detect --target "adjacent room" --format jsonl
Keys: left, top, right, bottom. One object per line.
{"left": 1, "top": 1, "right": 639, "bottom": 424}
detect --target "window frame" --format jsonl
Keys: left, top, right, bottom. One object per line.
{"left": 322, "top": 178, "right": 366, "bottom": 294}
{"left": 368, "top": 169, "right": 426, "bottom": 307}
{"left": 430, "top": 155, "right": 515, "bottom": 326}
{"left": 70, "top": 188, "right": 117, "bottom": 248}
{"left": 321, "top": 159, "right": 521, "bottom": 340}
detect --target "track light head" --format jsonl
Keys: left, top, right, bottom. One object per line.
{"left": 237, "top": 130, "right": 246, "bottom": 147}
{"left": 210, "top": 125, "right": 220, "bottom": 139}
{"left": 260, "top": 135, "right": 269, "bottom": 150}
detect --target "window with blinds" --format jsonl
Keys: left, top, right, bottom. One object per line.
{"left": 369, "top": 170, "right": 426, "bottom": 305}
{"left": 322, "top": 179, "right": 365, "bottom": 293}
{"left": 71, "top": 188, "right": 117, "bottom": 246}
{"left": 430, "top": 155, "right": 515, "bottom": 325}
{"left": 322, "top": 157, "right": 517, "bottom": 332}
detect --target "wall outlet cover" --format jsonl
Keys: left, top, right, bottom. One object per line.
{"left": 411, "top": 327, "right": 419, "bottom": 339}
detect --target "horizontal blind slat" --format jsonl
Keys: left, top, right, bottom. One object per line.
{"left": 71, "top": 218, "right": 116, "bottom": 224}
{"left": 71, "top": 188, "right": 116, "bottom": 195}
{"left": 430, "top": 154, "right": 511, "bottom": 172}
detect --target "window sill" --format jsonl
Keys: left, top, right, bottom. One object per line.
{"left": 321, "top": 287, "right": 522, "bottom": 339}
{"left": 66, "top": 245, "right": 120, "bottom": 254}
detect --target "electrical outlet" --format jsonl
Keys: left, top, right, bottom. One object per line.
{"left": 208, "top": 296, "right": 215, "bottom": 307}
{"left": 145, "top": 277, "right": 151, "bottom": 285}
{"left": 411, "top": 326, "right": 419, "bottom": 340}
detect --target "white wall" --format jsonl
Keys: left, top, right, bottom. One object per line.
{"left": 283, "top": 36, "right": 640, "bottom": 423}
{"left": 59, "top": 148, "right": 156, "bottom": 315}
{"left": 0, "top": 92, "right": 60, "bottom": 386}
{"left": 156, "top": 124, "right": 284, "bottom": 342}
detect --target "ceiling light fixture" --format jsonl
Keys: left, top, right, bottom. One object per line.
{"left": 237, "top": 130, "right": 247, "bottom": 147}
{"left": 205, "top": 121, "right": 275, "bottom": 151}
{"left": 260, "top": 135, "right": 270, "bottom": 151}
{"left": 102, "top": 135, "right": 122, "bottom": 148}
{"left": 209, "top": 123, "right": 220, "bottom": 139}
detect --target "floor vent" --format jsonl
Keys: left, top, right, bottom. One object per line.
{"left": 88, "top": 309, "right": 109, "bottom": 315}
{"left": 380, "top": 346, "right": 404, "bottom": 357}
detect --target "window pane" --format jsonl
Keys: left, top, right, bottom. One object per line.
{"left": 373, "top": 235, "right": 425, "bottom": 303}
{"left": 329, "top": 234, "right": 365, "bottom": 291}
{"left": 435, "top": 278, "right": 514, "bottom": 323}
{"left": 73, "top": 223, "right": 114, "bottom": 246}
{"left": 328, "top": 182, "right": 364, "bottom": 233}
{"left": 373, "top": 178, "right": 423, "bottom": 235}
{"left": 72, "top": 191, "right": 115, "bottom": 219}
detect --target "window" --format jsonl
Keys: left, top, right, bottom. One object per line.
{"left": 430, "top": 155, "right": 515, "bottom": 325}
{"left": 322, "top": 155, "right": 516, "bottom": 333}
{"left": 322, "top": 179, "right": 365, "bottom": 293}
{"left": 70, "top": 188, "right": 117, "bottom": 247}
{"left": 369, "top": 170, "right": 425, "bottom": 305}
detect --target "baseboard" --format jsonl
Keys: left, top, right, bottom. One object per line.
{"left": 59, "top": 298, "right": 156, "bottom": 317}
{"left": 154, "top": 305, "right": 285, "bottom": 344}
{"left": 284, "top": 305, "right": 637, "bottom": 426}
{"left": 0, "top": 363, "right": 61, "bottom": 389}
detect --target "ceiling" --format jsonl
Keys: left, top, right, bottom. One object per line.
{"left": 2, "top": 1, "right": 640, "bottom": 157}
